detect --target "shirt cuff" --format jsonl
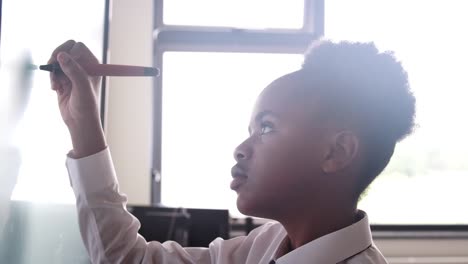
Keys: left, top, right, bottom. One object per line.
{"left": 66, "top": 147, "right": 118, "bottom": 196}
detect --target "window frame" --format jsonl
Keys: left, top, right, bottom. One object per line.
{"left": 149, "top": 0, "right": 468, "bottom": 235}
{"left": 150, "top": 0, "right": 323, "bottom": 205}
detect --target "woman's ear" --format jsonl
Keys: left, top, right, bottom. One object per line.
{"left": 322, "top": 131, "right": 359, "bottom": 174}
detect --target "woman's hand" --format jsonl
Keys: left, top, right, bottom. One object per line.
{"left": 49, "top": 40, "right": 106, "bottom": 159}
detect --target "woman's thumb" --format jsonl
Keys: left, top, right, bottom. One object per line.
{"left": 57, "top": 52, "right": 87, "bottom": 84}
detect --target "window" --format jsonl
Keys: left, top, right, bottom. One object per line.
{"left": 161, "top": 52, "right": 302, "bottom": 216}
{"left": 153, "top": 0, "right": 321, "bottom": 217}
{"left": 325, "top": 0, "right": 468, "bottom": 225}
{"left": 156, "top": 0, "right": 467, "bottom": 225}
{"left": 163, "top": 0, "right": 304, "bottom": 29}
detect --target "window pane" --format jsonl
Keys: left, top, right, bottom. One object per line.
{"left": 163, "top": 0, "right": 304, "bottom": 29}
{"left": 326, "top": 0, "right": 468, "bottom": 224}
{"left": 161, "top": 52, "right": 303, "bottom": 217}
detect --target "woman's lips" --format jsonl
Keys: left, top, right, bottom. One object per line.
{"left": 231, "top": 165, "right": 248, "bottom": 191}
{"left": 230, "top": 176, "right": 247, "bottom": 191}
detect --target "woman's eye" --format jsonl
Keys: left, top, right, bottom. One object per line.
{"left": 260, "top": 122, "right": 274, "bottom": 135}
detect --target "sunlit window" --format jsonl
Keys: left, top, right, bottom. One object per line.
{"left": 163, "top": 0, "right": 304, "bottom": 29}
{"left": 325, "top": 0, "right": 468, "bottom": 224}
{"left": 160, "top": 0, "right": 468, "bottom": 225}
{"left": 161, "top": 52, "right": 302, "bottom": 216}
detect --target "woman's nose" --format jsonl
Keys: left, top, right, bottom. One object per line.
{"left": 233, "top": 141, "right": 252, "bottom": 162}
{"left": 235, "top": 151, "right": 246, "bottom": 161}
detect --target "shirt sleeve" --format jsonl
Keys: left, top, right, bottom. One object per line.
{"left": 65, "top": 148, "right": 275, "bottom": 264}
{"left": 65, "top": 148, "right": 216, "bottom": 264}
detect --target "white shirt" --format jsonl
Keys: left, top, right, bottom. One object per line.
{"left": 66, "top": 148, "right": 388, "bottom": 264}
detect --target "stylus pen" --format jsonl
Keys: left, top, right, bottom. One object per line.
{"left": 38, "top": 62, "right": 159, "bottom": 77}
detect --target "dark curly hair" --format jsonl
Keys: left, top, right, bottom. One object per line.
{"left": 300, "top": 40, "right": 416, "bottom": 198}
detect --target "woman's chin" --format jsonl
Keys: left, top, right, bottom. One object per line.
{"left": 236, "top": 196, "right": 255, "bottom": 216}
{"left": 236, "top": 195, "right": 265, "bottom": 218}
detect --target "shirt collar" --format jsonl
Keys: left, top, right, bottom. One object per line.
{"left": 275, "top": 210, "right": 373, "bottom": 264}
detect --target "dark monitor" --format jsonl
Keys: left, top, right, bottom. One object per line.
{"left": 128, "top": 206, "right": 191, "bottom": 246}
{"left": 128, "top": 206, "right": 230, "bottom": 247}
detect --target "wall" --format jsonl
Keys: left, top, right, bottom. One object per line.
{"left": 105, "top": 0, "right": 154, "bottom": 205}
{"left": 375, "top": 238, "right": 468, "bottom": 262}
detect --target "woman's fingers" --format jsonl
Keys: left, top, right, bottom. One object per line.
{"left": 48, "top": 39, "right": 76, "bottom": 64}
{"left": 69, "top": 42, "right": 100, "bottom": 65}
{"left": 49, "top": 40, "right": 76, "bottom": 91}
{"left": 57, "top": 52, "right": 88, "bottom": 87}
